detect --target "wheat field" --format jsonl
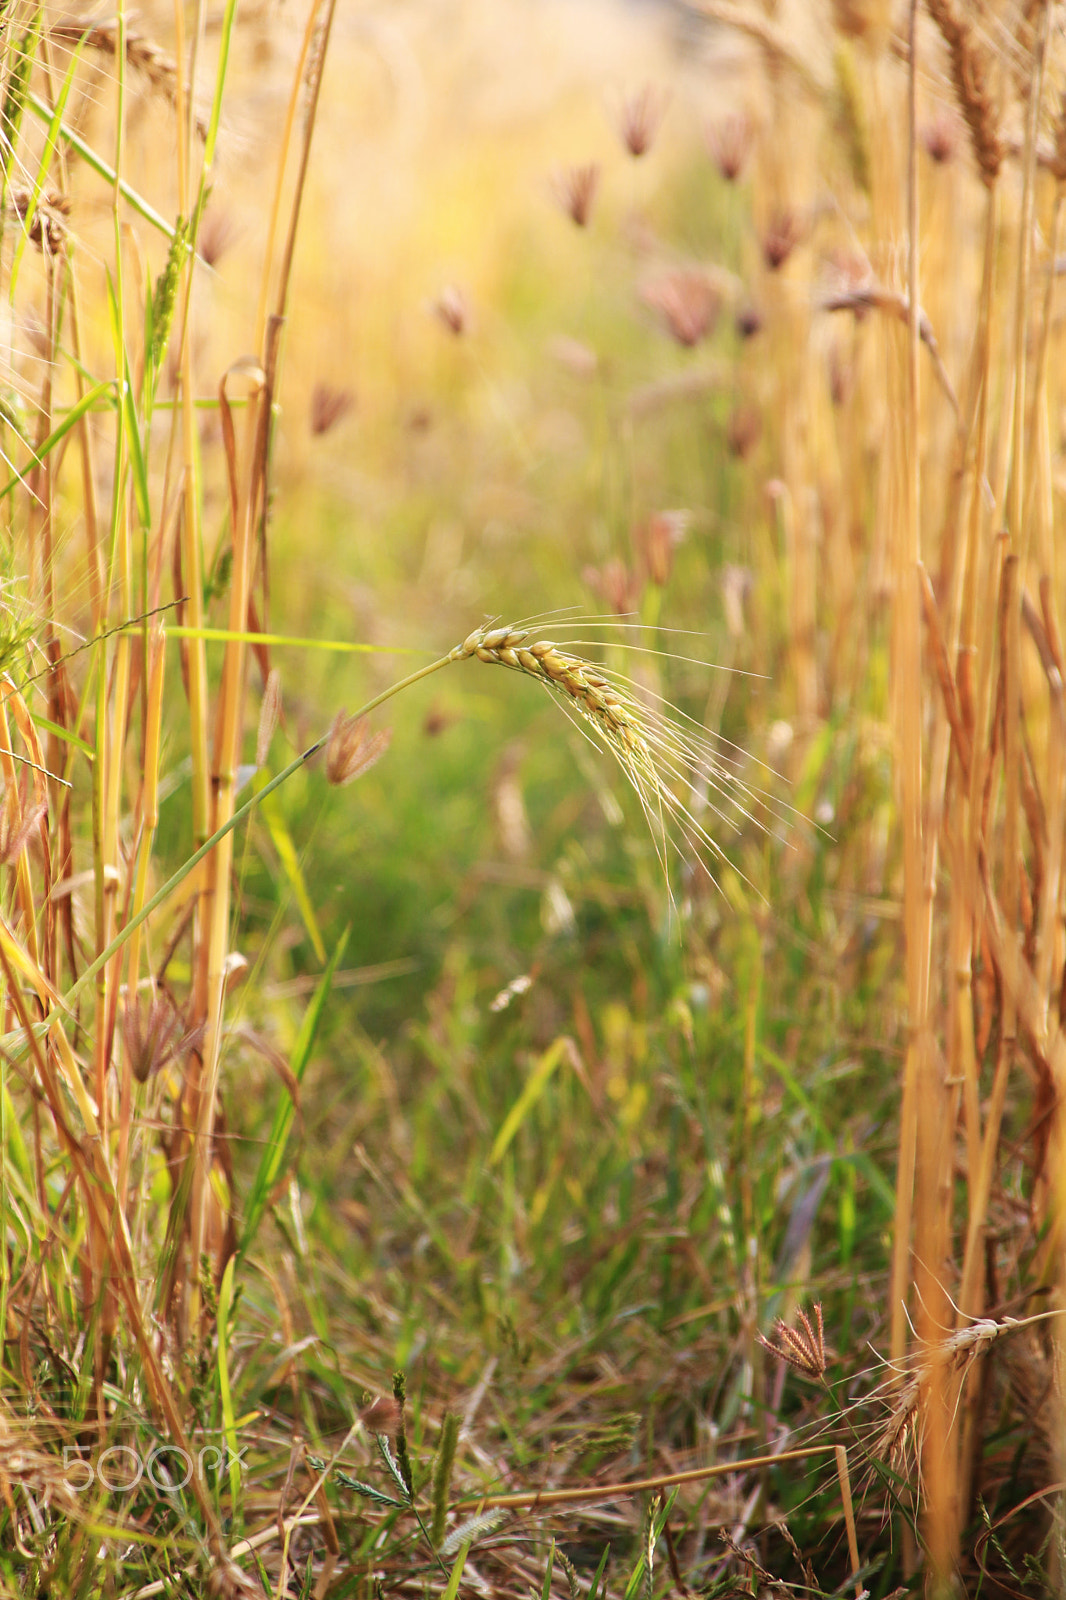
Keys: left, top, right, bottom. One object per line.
{"left": 0, "top": 0, "right": 1063, "bottom": 1594}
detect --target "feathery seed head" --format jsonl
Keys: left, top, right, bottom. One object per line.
{"left": 726, "top": 403, "right": 762, "bottom": 460}
{"left": 553, "top": 164, "right": 600, "bottom": 228}
{"left": 615, "top": 84, "right": 668, "bottom": 158}
{"left": 735, "top": 302, "right": 763, "bottom": 340}
{"left": 761, "top": 207, "right": 804, "bottom": 271}
{"left": 638, "top": 510, "right": 688, "bottom": 588}
{"left": 325, "top": 713, "right": 391, "bottom": 786}
{"left": 9, "top": 186, "right": 70, "bottom": 254}
{"left": 433, "top": 284, "right": 469, "bottom": 335}
{"left": 642, "top": 270, "right": 720, "bottom": 347}
{"left": 310, "top": 383, "right": 355, "bottom": 436}
{"left": 256, "top": 670, "right": 282, "bottom": 767}
{"left": 706, "top": 112, "right": 753, "bottom": 182}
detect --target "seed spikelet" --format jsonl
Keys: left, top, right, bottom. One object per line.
{"left": 451, "top": 621, "right": 790, "bottom": 891}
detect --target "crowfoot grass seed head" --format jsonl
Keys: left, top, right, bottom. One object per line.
{"left": 326, "top": 713, "right": 391, "bottom": 786}
{"left": 615, "top": 83, "right": 668, "bottom": 158}
{"left": 553, "top": 163, "right": 600, "bottom": 227}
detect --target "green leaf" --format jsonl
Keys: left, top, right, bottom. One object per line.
{"left": 490, "top": 1036, "right": 571, "bottom": 1166}
{"left": 376, "top": 1434, "right": 411, "bottom": 1501}
{"left": 1, "top": 20, "right": 40, "bottom": 191}
{"left": 10, "top": 41, "right": 85, "bottom": 298}
{"left": 441, "top": 1541, "right": 471, "bottom": 1600}
{"left": 122, "top": 355, "right": 151, "bottom": 530}
{"left": 259, "top": 780, "right": 327, "bottom": 962}
{"left": 541, "top": 1540, "right": 555, "bottom": 1600}
{"left": 586, "top": 1545, "right": 610, "bottom": 1600}
{"left": 0, "top": 380, "right": 113, "bottom": 503}
{"left": 216, "top": 1256, "right": 243, "bottom": 1517}
{"left": 26, "top": 92, "right": 179, "bottom": 239}
{"left": 238, "top": 928, "right": 348, "bottom": 1257}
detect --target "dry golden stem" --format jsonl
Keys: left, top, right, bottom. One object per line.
{"left": 452, "top": 1447, "right": 840, "bottom": 1511}
{"left": 187, "top": 361, "right": 267, "bottom": 1326}
{"left": 896, "top": 0, "right": 957, "bottom": 1571}
{"left": 920, "top": 565, "right": 971, "bottom": 782}
{"left": 834, "top": 1446, "right": 862, "bottom": 1599}
{"left": 820, "top": 285, "right": 958, "bottom": 415}
{"left": 118, "top": 628, "right": 166, "bottom": 1205}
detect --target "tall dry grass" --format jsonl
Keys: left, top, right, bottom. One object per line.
{"left": 695, "top": 0, "right": 1066, "bottom": 1582}
{"left": 0, "top": 3, "right": 352, "bottom": 1589}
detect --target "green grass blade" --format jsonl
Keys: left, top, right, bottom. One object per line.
{"left": 203, "top": 0, "right": 240, "bottom": 169}
{"left": 586, "top": 1545, "right": 610, "bottom": 1600}
{"left": 541, "top": 1539, "right": 555, "bottom": 1600}
{"left": 122, "top": 354, "right": 151, "bottom": 529}
{"left": 259, "top": 783, "right": 327, "bottom": 962}
{"left": 441, "top": 1540, "right": 471, "bottom": 1600}
{"left": 238, "top": 927, "right": 349, "bottom": 1257}
{"left": 10, "top": 42, "right": 85, "bottom": 298}
{"left": 490, "top": 1036, "right": 570, "bottom": 1166}
{"left": 759, "top": 1040, "right": 896, "bottom": 1212}
{"left": 26, "top": 92, "right": 179, "bottom": 239}
{"left": 1, "top": 19, "right": 41, "bottom": 196}
{"left": 0, "top": 378, "right": 112, "bottom": 502}
{"left": 21, "top": 91, "right": 178, "bottom": 240}
{"left": 216, "top": 1255, "right": 243, "bottom": 1519}
{"left": 30, "top": 713, "right": 94, "bottom": 758}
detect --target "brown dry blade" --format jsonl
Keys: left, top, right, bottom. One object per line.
{"left": 217, "top": 357, "right": 267, "bottom": 553}
{"left": 246, "top": 592, "right": 272, "bottom": 691}
{"left": 919, "top": 561, "right": 972, "bottom": 782}
{"left": 1, "top": 799, "right": 46, "bottom": 866}
{"left": 661, "top": 1516, "right": 689, "bottom": 1597}
{"left": 2, "top": 677, "right": 53, "bottom": 872}
{"left": 171, "top": 527, "right": 191, "bottom": 702}
{"left": 1040, "top": 573, "right": 1066, "bottom": 677}
{"left": 820, "top": 285, "right": 959, "bottom": 415}
{"left": 229, "top": 1022, "right": 300, "bottom": 1108}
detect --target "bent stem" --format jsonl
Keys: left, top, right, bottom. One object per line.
{"left": 52, "top": 649, "right": 454, "bottom": 1027}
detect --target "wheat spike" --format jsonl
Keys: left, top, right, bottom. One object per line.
{"left": 924, "top": 0, "right": 1002, "bottom": 185}
{"left": 50, "top": 18, "right": 209, "bottom": 141}
{"left": 450, "top": 622, "right": 790, "bottom": 890}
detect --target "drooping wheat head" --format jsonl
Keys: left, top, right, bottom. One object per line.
{"left": 450, "top": 621, "right": 787, "bottom": 889}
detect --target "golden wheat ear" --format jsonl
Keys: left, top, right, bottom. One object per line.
{"left": 451, "top": 620, "right": 796, "bottom": 899}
